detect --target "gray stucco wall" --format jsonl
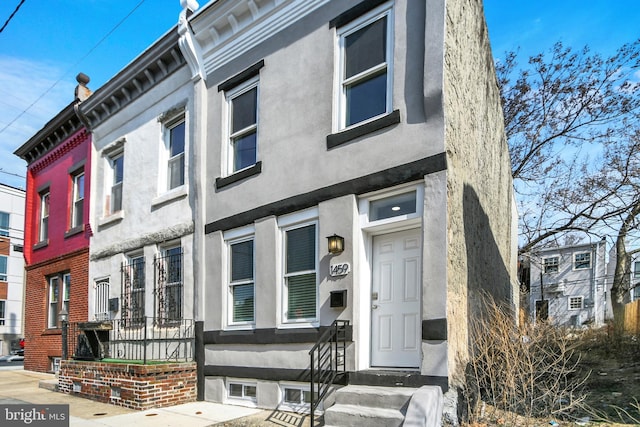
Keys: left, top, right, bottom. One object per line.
{"left": 443, "top": 0, "right": 517, "bottom": 382}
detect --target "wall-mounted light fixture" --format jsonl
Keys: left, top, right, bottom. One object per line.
{"left": 327, "top": 234, "right": 345, "bottom": 255}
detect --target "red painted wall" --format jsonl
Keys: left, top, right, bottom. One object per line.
{"left": 22, "top": 128, "right": 91, "bottom": 372}
{"left": 24, "top": 129, "right": 91, "bottom": 266}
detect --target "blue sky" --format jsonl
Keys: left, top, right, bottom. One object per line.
{"left": 0, "top": 0, "right": 638, "bottom": 190}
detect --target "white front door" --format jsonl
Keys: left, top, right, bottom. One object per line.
{"left": 371, "top": 229, "right": 421, "bottom": 368}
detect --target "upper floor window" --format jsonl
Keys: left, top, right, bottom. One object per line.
{"left": 166, "top": 119, "right": 185, "bottom": 190}
{"left": 70, "top": 171, "right": 85, "bottom": 229}
{"left": 283, "top": 223, "right": 317, "bottom": 323}
{"left": 0, "top": 212, "right": 9, "bottom": 237}
{"left": 0, "top": 300, "right": 5, "bottom": 325}
{"left": 543, "top": 257, "right": 559, "bottom": 274}
{"left": 110, "top": 154, "right": 124, "bottom": 214}
{"left": 39, "top": 191, "right": 50, "bottom": 242}
{"left": 633, "top": 261, "right": 640, "bottom": 279}
{"left": 228, "top": 239, "right": 255, "bottom": 326}
{"left": 574, "top": 252, "right": 591, "bottom": 270}
{"left": 227, "top": 79, "right": 258, "bottom": 173}
{"left": 48, "top": 273, "right": 70, "bottom": 328}
{"left": 0, "top": 256, "right": 6, "bottom": 281}
{"left": 337, "top": 4, "right": 393, "bottom": 129}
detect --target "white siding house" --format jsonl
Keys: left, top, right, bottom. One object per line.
{"left": 529, "top": 240, "right": 610, "bottom": 327}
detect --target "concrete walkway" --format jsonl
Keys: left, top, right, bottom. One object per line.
{"left": 0, "top": 368, "right": 263, "bottom": 426}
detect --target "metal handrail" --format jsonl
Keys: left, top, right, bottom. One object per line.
{"left": 309, "top": 320, "right": 349, "bottom": 425}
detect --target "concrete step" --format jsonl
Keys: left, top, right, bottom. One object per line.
{"left": 333, "top": 385, "right": 417, "bottom": 410}
{"left": 323, "top": 403, "right": 405, "bottom": 427}
{"left": 38, "top": 379, "right": 58, "bottom": 391}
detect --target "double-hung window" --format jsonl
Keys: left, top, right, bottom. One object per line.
{"left": 48, "top": 273, "right": 70, "bottom": 328}
{"left": 227, "top": 79, "right": 258, "bottom": 173}
{"left": 574, "top": 252, "right": 591, "bottom": 270}
{"left": 543, "top": 257, "right": 559, "bottom": 274}
{"left": 0, "top": 300, "right": 5, "bottom": 326}
{"left": 70, "top": 171, "right": 85, "bottom": 229}
{"left": 39, "top": 191, "right": 50, "bottom": 242}
{"left": 337, "top": 4, "right": 393, "bottom": 129}
{"left": 0, "top": 212, "right": 9, "bottom": 237}
{"left": 228, "top": 239, "right": 255, "bottom": 325}
{"left": 283, "top": 224, "right": 318, "bottom": 323}
{"left": 110, "top": 154, "right": 124, "bottom": 214}
{"left": 166, "top": 119, "right": 185, "bottom": 190}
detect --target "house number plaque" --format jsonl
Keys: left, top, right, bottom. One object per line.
{"left": 330, "top": 262, "right": 350, "bottom": 277}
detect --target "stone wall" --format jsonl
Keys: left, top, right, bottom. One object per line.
{"left": 443, "top": 0, "right": 518, "bottom": 382}
{"left": 58, "top": 360, "right": 197, "bottom": 410}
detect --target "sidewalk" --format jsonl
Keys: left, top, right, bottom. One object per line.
{"left": 0, "top": 368, "right": 264, "bottom": 426}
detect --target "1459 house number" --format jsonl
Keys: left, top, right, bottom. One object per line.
{"left": 329, "top": 262, "right": 350, "bottom": 277}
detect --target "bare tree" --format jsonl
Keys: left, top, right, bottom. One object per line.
{"left": 497, "top": 40, "right": 640, "bottom": 312}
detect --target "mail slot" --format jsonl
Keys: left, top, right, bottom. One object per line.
{"left": 330, "top": 290, "right": 347, "bottom": 308}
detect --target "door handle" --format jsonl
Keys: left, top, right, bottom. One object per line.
{"left": 372, "top": 304, "right": 378, "bottom": 309}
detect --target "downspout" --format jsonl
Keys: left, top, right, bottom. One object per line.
{"left": 592, "top": 241, "right": 599, "bottom": 326}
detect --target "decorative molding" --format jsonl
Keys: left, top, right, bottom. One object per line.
{"left": 190, "top": 0, "right": 330, "bottom": 77}
{"left": 29, "top": 129, "right": 90, "bottom": 174}
{"left": 78, "top": 31, "right": 186, "bottom": 129}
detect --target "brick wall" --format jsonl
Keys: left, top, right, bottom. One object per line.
{"left": 24, "top": 248, "right": 89, "bottom": 372}
{"left": 59, "top": 360, "right": 197, "bottom": 410}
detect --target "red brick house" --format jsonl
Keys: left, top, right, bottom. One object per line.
{"left": 14, "top": 86, "right": 92, "bottom": 372}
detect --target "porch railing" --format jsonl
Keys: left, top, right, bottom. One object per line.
{"left": 309, "top": 320, "right": 349, "bottom": 424}
{"left": 67, "top": 317, "right": 194, "bottom": 364}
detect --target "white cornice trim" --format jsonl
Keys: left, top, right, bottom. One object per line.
{"left": 191, "top": 0, "right": 329, "bottom": 76}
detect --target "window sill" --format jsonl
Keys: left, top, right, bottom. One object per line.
{"left": 216, "top": 161, "right": 262, "bottom": 190}
{"left": 151, "top": 186, "right": 188, "bottom": 208}
{"left": 64, "top": 225, "right": 84, "bottom": 239}
{"left": 42, "top": 328, "right": 62, "bottom": 336}
{"left": 327, "top": 109, "right": 401, "bottom": 149}
{"left": 98, "top": 210, "right": 124, "bottom": 228}
{"left": 33, "top": 240, "right": 49, "bottom": 251}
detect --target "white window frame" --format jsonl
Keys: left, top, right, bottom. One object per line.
{"left": 543, "top": 256, "right": 559, "bottom": 274}
{"left": 48, "top": 273, "right": 70, "bottom": 329}
{"left": 633, "top": 260, "right": 640, "bottom": 279}
{"left": 280, "top": 220, "right": 319, "bottom": 327}
{"left": 568, "top": 296, "right": 584, "bottom": 310}
{"left": 39, "top": 191, "right": 50, "bottom": 242}
{"left": 0, "top": 211, "right": 9, "bottom": 237}
{"left": 226, "top": 380, "right": 257, "bottom": 406}
{"left": 573, "top": 252, "right": 591, "bottom": 270}
{"left": 94, "top": 278, "right": 110, "bottom": 321}
{"left": 70, "top": 171, "right": 85, "bottom": 229}
{"left": 226, "top": 77, "right": 259, "bottom": 175}
{"left": 279, "top": 383, "right": 317, "bottom": 414}
{"left": 226, "top": 237, "right": 256, "bottom": 328}
{"left": 359, "top": 183, "right": 423, "bottom": 231}
{"left": 0, "top": 256, "right": 6, "bottom": 282}
{"left": 108, "top": 152, "right": 124, "bottom": 214}
{"left": 164, "top": 116, "right": 186, "bottom": 192}
{"left": 334, "top": 2, "right": 394, "bottom": 131}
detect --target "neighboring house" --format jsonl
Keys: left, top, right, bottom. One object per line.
{"left": 14, "top": 84, "right": 92, "bottom": 372}
{"left": 75, "top": 30, "right": 196, "bottom": 342}
{"left": 607, "top": 247, "right": 640, "bottom": 304}
{"left": 529, "top": 240, "right": 610, "bottom": 327}
{"left": 629, "top": 254, "right": 640, "bottom": 302}
{"left": 178, "top": 0, "right": 517, "bottom": 417}
{"left": 0, "top": 183, "right": 25, "bottom": 355}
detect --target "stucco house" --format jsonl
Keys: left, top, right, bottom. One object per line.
{"left": 75, "top": 29, "right": 197, "bottom": 350}
{"left": 0, "top": 183, "right": 25, "bottom": 355}
{"left": 14, "top": 88, "right": 92, "bottom": 373}
{"left": 529, "top": 240, "right": 610, "bottom": 327}
{"left": 177, "top": 0, "right": 517, "bottom": 422}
